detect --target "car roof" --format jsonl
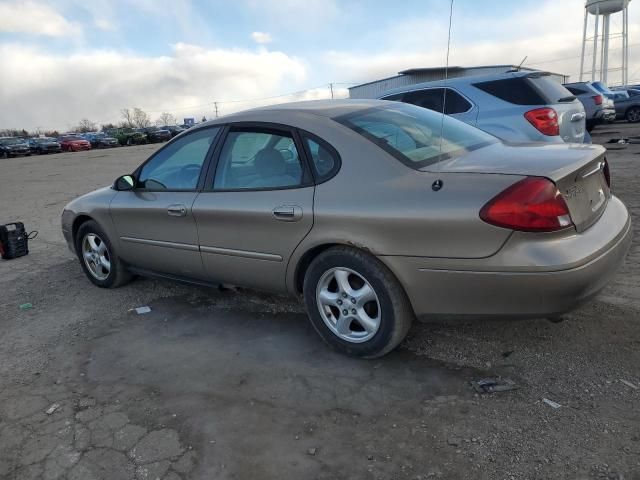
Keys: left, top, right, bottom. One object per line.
{"left": 375, "top": 70, "right": 548, "bottom": 99}
{"left": 193, "top": 99, "right": 393, "bottom": 129}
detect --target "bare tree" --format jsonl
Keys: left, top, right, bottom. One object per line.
{"left": 156, "top": 112, "right": 176, "bottom": 126}
{"left": 120, "top": 108, "right": 134, "bottom": 128}
{"left": 132, "top": 108, "right": 151, "bottom": 128}
{"left": 76, "top": 118, "right": 97, "bottom": 133}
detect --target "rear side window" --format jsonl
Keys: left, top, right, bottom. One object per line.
{"left": 302, "top": 135, "right": 340, "bottom": 182}
{"left": 473, "top": 77, "right": 546, "bottom": 105}
{"left": 402, "top": 88, "right": 472, "bottom": 114}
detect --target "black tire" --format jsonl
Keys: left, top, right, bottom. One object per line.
{"left": 303, "top": 246, "right": 414, "bottom": 358}
{"left": 625, "top": 107, "right": 640, "bottom": 123}
{"left": 75, "top": 220, "right": 133, "bottom": 288}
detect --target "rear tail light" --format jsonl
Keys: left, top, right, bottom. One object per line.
{"left": 480, "top": 177, "right": 573, "bottom": 232}
{"left": 603, "top": 158, "right": 611, "bottom": 188}
{"left": 524, "top": 108, "right": 559, "bottom": 136}
{"left": 593, "top": 95, "right": 603, "bottom": 105}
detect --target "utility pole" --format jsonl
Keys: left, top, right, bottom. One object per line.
{"left": 214, "top": 102, "right": 219, "bottom": 118}
{"left": 329, "top": 83, "right": 334, "bottom": 99}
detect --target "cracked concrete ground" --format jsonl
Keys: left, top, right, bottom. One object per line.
{"left": 0, "top": 124, "right": 639, "bottom": 479}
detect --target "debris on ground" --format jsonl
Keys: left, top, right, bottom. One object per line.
{"left": 542, "top": 398, "right": 562, "bottom": 409}
{"left": 19, "top": 302, "right": 33, "bottom": 310}
{"left": 470, "top": 377, "right": 518, "bottom": 394}
{"left": 45, "top": 403, "right": 60, "bottom": 415}
{"left": 307, "top": 447, "right": 317, "bottom": 456}
{"left": 447, "top": 437, "right": 462, "bottom": 447}
{"left": 619, "top": 379, "right": 638, "bottom": 390}
{"left": 129, "top": 306, "right": 151, "bottom": 314}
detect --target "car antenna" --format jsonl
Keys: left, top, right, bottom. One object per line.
{"left": 435, "top": 0, "right": 454, "bottom": 186}
{"left": 516, "top": 55, "right": 528, "bottom": 71}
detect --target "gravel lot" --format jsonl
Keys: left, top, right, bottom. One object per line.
{"left": 0, "top": 125, "right": 638, "bottom": 480}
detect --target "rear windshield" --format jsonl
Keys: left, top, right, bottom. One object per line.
{"left": 334, "top": 103, "right": 497, "bottom": 169}
{"left": 529, "top": 76, "right": 575, "bottom": 103}
{"left": 474, "top": 75, "right": 574, "bottom": 105}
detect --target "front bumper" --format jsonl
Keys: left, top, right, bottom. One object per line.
{"left": 381, "top": 196, "right": 632, "bottom": 318}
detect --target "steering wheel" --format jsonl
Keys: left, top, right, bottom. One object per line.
{"left": 177, "top": 164, "right": 202, "bottom": 188}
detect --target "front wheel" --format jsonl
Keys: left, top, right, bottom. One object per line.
{"left": 75, "top": 220, "right": 132, "bottom": 288}
{"left": 626, "top": 107, "right": 640, "bottom": 123}
{"left": 303, "top": 246, "right": 414, "bottom": 358}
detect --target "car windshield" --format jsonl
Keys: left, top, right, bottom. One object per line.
{"left": 1, "top": 138, "right": 24, "bottom": 145}
{"left": 334, "top": 103, "right": 497, "bottom": 169}
{"left": 35, "top": 137, "right": 56, "bottom": 143}
{"left": 529, "top": 75, "right": 575, "bottom": 103}
{"left": 62, "top": 136, "right": 83, "bottom": 141}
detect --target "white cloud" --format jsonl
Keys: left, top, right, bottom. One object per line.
{"left": 0, "top": 1, "right": 81, "bottom": 37}
{"left": 251, "top": 31, "right": 272, "bottom": 44}
{"left": 323, "top": 0, "right": 640, "bottom": 87}
{"left": 0, "top": 43, "right": 308, "bottom": 130}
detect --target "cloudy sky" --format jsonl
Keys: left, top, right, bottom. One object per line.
{"left": 1, "top": 0, "right": 639, "bottom": 131}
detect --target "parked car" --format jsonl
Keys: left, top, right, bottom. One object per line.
{"left": 28, "top": 137, "right": 62, "bottom": 154}
{"left": 107, "top": 129, "right": 148, "bottom": 146}
{"left": 139, "top": 127, "right": 172, "bottom": 143}
{"left": 563, "top": 81, "right": 616, "bottom": 131}
{"left": 58, "top": 135, "right": 91, "bottom": 152}
{"left": 82, "top": 132, "right": 119, "bottom": 148}
{"left": 376, "top": 71, "right": 586, "bottom": 144}
{"left": 611, "top": 92, "right": 640, "bottom": 123}
{"left": 0, "top": 137, "right": 31, "bottom": 157}
{"left": 159, "top": 125, "right": 186, "bottom": 138}
{"left": 61, "top": 100, "right": 631, "bottom": 358}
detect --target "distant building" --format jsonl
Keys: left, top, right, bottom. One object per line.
{"left": 348, "top": 65, "right": 570, "bottom": 99}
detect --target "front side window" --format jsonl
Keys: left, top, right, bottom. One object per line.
{"left": 335, "top": 103, "right": 496, "bottom": 169}
{"left": 137, "top": 127, "right": 218, "bottom": 190}
{"left": 213, "top": 129, "right": 304, "bottom": 190}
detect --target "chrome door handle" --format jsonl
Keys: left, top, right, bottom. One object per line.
{"left": 167, "top": 204, "right": 187, "bottom": 217}
{"left": 273, "top": 206, "right": 302, "bottom": 222}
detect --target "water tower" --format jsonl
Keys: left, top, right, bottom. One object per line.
{"left": 579, "top": 0, "right": 631, "bottom": 85}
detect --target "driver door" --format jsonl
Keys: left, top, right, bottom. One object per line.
{"left": 110, "top": 127, "right": 221, "bottom": 279}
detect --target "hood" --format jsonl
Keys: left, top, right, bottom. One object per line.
{"left": 425, "top": 141, "right": 605, "bottom": 182}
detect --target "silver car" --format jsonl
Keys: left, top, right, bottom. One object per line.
{"left": 563, "top": 81, "right": 617, "bottom": 130}
{"left": 377, "top": 71, "right": 586, "bottom": 144}
{"left": 62, "top": 100, "right": 631, "bottom": 358}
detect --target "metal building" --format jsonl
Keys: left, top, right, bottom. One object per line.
{"left": 348, "top": 65, "right": 570, "bottom": 99}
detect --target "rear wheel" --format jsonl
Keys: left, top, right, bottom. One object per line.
{"left": 303, "top": 246, "right": 414, "bottom": 358}
{"left": 75, "top": 220, "right": 132, "bottom": 288}
{"left": 626, "top": 107, "right": 640, "bottom": 123}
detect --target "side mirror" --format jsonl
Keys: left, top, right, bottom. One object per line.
{"left": 113, "top": 175, "right": 135, "bottom": 191}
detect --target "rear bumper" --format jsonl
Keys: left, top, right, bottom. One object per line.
{"left": 595, "top": 109, "right": 617, "bottom": 122}
{"left": 381, "top": 196, "right": 632, "bottom": 319}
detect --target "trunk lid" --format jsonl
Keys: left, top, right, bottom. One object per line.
{"left": 554, "top": 100, "right": 586, "bottom": 143}
{"left": 430, "top": 142, "right": 610, "bottom": 232}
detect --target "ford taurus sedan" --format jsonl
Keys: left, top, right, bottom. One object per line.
{"left": 61, "top": 100, "right": 631, "bottom": 358}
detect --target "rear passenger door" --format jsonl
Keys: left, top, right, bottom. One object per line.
{"left": 401, "top": 88, "right": 478, "bottom": 125}
{"left": 191, "top": 124, "right": 314, "bottom": 292}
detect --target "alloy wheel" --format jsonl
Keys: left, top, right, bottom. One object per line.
{"left": 316, "top": 267, "right": 381, "bottom": 343}
{"left": 628, "top": 108, "right": 640, "bottom": 123}
{"left": 81, "top": 233, "right": 111, "bottom": 281}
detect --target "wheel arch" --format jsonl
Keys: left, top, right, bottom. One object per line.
{"left": 291, "top": 241, "right": 386, "bottom": 295}
{"left": 71, "top": 214, "right": 94, "bottom": 246}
